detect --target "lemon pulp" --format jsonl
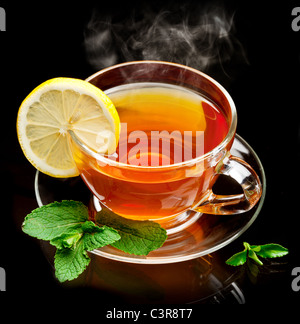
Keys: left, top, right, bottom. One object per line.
{"left": 17, "top": 78, "right": 120, "bottom": 177}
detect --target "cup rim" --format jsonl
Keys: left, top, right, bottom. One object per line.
{"left": 69, "top": 60, "right": 237, "bottom": 170}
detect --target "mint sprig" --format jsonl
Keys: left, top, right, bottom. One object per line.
{"left": 22, "top": 200, "right": 167, "bottom": 282}
{"left": 226, "top": 242, "right": 289, "bottom": 267}
{"left": 54, "top": 223, "right": 120, "bottom": 282}
{"left": 96, "top": 208, "right": 167, "bottom": 256}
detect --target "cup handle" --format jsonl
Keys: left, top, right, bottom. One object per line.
{"left": 194, "top": 154, "right": 262, "bottom": 215}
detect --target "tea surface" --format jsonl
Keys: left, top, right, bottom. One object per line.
{"left": 106, "top": 83, "right": 228, "bottom": 166}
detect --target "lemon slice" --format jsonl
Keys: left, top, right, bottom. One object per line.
{"left": 17, "top": 78, "right": 120, "bottom": 178}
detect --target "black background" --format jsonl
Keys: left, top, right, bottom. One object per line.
{"left": 1, "top": 0, "right": 300, "bottom": 311}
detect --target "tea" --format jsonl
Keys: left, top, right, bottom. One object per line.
{"left": 75, "top": 82, "right": 229, "bottom": 220}
{"left": 107, "top": 83, "right": 228, "bottom": 166}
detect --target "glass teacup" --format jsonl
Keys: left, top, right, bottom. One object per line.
{"left": 69, "top": 61, "right": 262, "bottom": 234}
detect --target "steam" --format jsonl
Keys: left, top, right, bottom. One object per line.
{"left": 84, "top": 5, "right": 247, "bottom": 73}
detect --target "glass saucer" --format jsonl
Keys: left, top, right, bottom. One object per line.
{"left": 35, "top": 134, "right": 266, "bottom": 264}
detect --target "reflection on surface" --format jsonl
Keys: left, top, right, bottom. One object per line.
{"left": 84, "top": 253, "right": 245, "bottom": 304}
{"left": 40, "top": 238, "right": 245, "bottom": 304}
{"left": 40, "top": 237, "right": 289, "bottom": 304}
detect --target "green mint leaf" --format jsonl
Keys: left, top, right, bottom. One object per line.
{"left": 54, "top": 238, "right": 90, "bottom": 282}
{"left": 96, "top": 209, "right": 167, "bottom": 256}
{"left": 22, "top": 201, "right": 121, "bottom": 282}
{"left": 250, "top": 243, "right": 289, "bottom": 259}
{"left": 225, "top": 250, "right": 247, "bottom": 266}
{"left": 50, "top": 231, "right": 83, "bottom": 249}
{"left": 81, "top": 220, "right": 99, "bottom": 233}
{"left": 250, "top": 245, "right": 261, "bottom": 252}
{"left": 54, "top": 225, "right": 120, "bottom": 282}
{"left": 49, "top": 221, "right": 120, "bottom": 250}
{"left": 243, "top": 242, "right": 251, "bottom": 250}
{"left": 83, "top": 225, "right": 121, "bottom": 251}
{"left": 226, "top": 242, "right": 289, "bottom": 268}
{"left": 22, "top": 200, "right": 89, "bottom": 241}
{"left": 54, "top": 224, "right": 121, "bottom": 283}
{"left": 248, "top": 249, "right": 263, "bottom": 266}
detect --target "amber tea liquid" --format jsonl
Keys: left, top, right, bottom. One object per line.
{"left": 77, "top": 83, "right": 229, "bottom": 220}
